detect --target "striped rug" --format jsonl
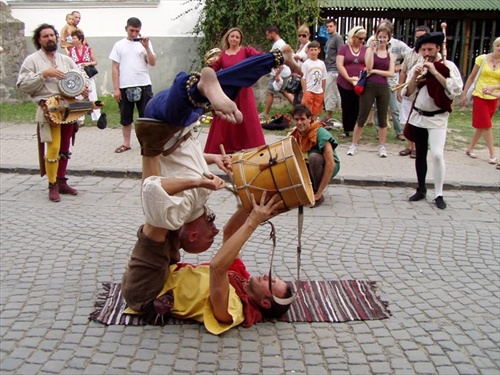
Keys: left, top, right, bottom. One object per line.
{"left": 89, "top": 280, "right": 391, "bottom": 326}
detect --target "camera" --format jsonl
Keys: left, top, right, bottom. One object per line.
{"left": 133, "top": 37, "right": 143, "bottom": 42}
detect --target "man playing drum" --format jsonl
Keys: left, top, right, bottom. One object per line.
{"left": 289, "top": 105, "right": 340, "bottom": 208}
{"left": 17, "top": 23, "right": 86, "bottom": 202}
{"left": 121, "top": 46, "right": 301, "bottom": 323}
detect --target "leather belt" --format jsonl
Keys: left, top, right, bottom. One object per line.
{"left": 414, "top": 107, "right": 447, "bottom": 117}
{"left": 162, "top": 131, "right": 192, "bottom": 157}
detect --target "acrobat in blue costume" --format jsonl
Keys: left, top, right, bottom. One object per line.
{"left": 144, "top": 50, "right": 283, "bottom": 126}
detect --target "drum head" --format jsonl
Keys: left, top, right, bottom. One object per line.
{"left": 58, "top": 70, "right": 86, "bottom": 97}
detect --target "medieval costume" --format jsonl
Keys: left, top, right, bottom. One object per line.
{"left": 403, "top": 32, "right": 463, "bottom": 209}
{"left": 17, "top": 49, "right": 81, "bottom": 202}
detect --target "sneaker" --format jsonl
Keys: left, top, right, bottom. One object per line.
{"left": 378, "top": 146, "right": 387, "bottom": 158}
{"left": 347, "top": 144, "right": 358, "bottom": 156}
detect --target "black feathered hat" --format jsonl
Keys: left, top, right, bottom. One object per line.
{"left": 415, "top": 32, "right": 444, "bottom": 52}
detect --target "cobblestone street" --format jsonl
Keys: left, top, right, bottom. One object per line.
{"left": 1, "top": 173, "right": 499, "bottom": 374}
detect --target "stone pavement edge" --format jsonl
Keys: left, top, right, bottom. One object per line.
{"left": 0, "top": 122, "right": 499, "bottom": 191}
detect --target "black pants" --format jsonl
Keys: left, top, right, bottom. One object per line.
{"left": 410, "top": 124, "right": 429, "bottom": 192}
{"left": 338, "top": 86, "right": 359, "bottom": 133}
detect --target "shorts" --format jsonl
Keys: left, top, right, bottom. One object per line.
{"left": 324, "top": 71, "right": 341, "bottom": 112}
{"left": 119, "top": 85, "right": 153, "bottom": 126}
{"left": 267, "top": 75, "right": 290, "bottom": 95}
{"left": 301, "top": 91, "right": 324, "bottom": 117}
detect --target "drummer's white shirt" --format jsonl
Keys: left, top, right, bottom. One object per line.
{"left": 142, "top": 126, "right": 212, "bottom": 230}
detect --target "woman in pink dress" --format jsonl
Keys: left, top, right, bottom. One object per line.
{"left": 204, "top": 27, "right": 265, "bottom": 154}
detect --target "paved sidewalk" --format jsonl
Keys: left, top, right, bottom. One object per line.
{"left": 1, "top": 122, "right": 498, "bottom": 190}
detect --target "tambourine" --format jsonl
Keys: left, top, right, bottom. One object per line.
{"left": 58, "top": 69, "right": 86, "bottom": 97}
{"left": 204, "top": 48, "right": 221, "bottom": 65}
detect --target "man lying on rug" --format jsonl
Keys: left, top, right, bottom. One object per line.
{"left": 122, "top": 192, "right": 293, "bottom": 334}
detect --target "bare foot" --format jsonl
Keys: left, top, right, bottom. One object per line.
{"left": 281, "top": 44, "right": 302, "bottom": 75}
{"left": 197, "top": 67, "right": 243, "bottom": 124}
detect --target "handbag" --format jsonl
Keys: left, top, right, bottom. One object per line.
{"left": 354, "top": 70, "right": 368, "bottom": 96}
{"left": 284, "top": 74, "right": 301, "bottom": 94}
{"left": 83, "top": 65, "right": 98, "bottom": 79}
{"left": 466, "top": 55, "right": 486, "bottom": 103}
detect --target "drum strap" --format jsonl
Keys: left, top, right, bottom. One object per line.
{"left": 267, "top": 205, "right": 303, "bottom": 306}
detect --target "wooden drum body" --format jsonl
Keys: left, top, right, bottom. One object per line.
{"left": 231, "top": 137, "right": 314, "bottom": 212}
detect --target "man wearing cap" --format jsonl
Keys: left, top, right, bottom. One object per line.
{"left": 403, "top": 31, "right": 462, "bottom": 209}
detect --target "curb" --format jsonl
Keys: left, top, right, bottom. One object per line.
{"left": 2, "top": 165, "right": 498, "bottom": 192}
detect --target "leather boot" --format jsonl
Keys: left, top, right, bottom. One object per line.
{"left": 57, "top": 177, "right": 78, "bottom": 195}
{"left": 48, "top": 182, "right": 60, "bottom": 202}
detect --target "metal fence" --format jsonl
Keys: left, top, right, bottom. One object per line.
{"left": 322, "top": 14, "right": 498, "bottom": 79}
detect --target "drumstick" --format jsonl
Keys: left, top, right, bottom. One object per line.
{"left": 219, "top": 144, "right": 234, "bottom": 181}
{"left": 219, "top": 144, "right": 240, "bottom": 201}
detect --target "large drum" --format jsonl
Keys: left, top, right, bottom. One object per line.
{"left": 231, "top": 137, "right": 314, "bottom": 212}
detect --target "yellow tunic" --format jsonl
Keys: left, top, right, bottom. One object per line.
{"left": 125, "top": 264, "right": 245, "bottom": 335}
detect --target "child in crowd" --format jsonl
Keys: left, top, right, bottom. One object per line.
{"left": 300, "top": 41, "right": 328, "bottom": 120}
{"left": 60, "top": 14, "right": 77, "bottom": 53}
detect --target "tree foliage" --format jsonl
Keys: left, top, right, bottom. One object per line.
{"left": 180, "top": 0, "right": 321, "bottom": 68}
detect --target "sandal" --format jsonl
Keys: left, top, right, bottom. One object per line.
{"left": 339, "top": 133, "right": 349, "bottom": 139}
{"left": 399, "top": 148, "right": 411, "bottom": 156}
{"left": 115, "top": 145, "right": 131, "bottom": 153}
{"left": 410, "top": 150, "right": 417, "bottom": 159}
{"left": 488, "top": 157, "right": 497, "bottom": 165}
{"left": 465, "top": 150, "right": 477, "bottom": 159}
{"left": 397, "top": 134, "right": 406, "bottom": 141}
{"left": 497, "top": 164, "right": 500, "bottom": 170}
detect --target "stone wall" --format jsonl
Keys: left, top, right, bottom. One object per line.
{"left": 0, "top": 2, "right": 28, "bottom": 103}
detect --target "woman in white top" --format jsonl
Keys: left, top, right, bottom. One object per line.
{"left": 291, "top": 24, "right": 311, "bottom": 105}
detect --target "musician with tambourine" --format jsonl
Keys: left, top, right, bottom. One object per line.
{"left": 402, "top": 31, "right": 463, "bottom": 210}
{"left": 17, "top": 23, "right": 103, "bottom": 202}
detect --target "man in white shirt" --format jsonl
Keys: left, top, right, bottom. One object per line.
{"left": 259, "top": 25, "right": 294, "bottom": 120}
{"left": 109, "top": 17, "right": 157, "bottom": 154}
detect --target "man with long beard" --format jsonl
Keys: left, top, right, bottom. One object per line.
{"left": 17, "top": 23, "right": 85, "bottom": 202}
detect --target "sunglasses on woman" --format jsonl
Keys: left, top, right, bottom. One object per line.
{"left": 298, "top": 34, "right": 308, "bottom": 38}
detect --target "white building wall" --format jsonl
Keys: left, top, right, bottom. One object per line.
{"left": 6, "top": 0, "right": 203, "bottom": 94}
{"left": 8, "top": 0, "right": 199, "bottom": 37}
